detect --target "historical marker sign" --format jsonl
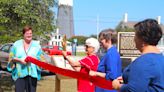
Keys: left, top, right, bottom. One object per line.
{"left": 117, "top": 32, "right": 141, "bottom": 57}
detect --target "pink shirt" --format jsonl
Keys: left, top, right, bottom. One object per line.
{"left": 78, "top": 55, "right": 99, "bottom": 92}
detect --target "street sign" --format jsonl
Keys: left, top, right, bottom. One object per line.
{"left": 73, "top": 39, "right": 77, "bottom": 43}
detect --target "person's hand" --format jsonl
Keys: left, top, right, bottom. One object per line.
{"left": 112, "top": 78, "right": 122, "bottom": 90}
{"left": 19, "top": 59, "right": 27, "bottom": 65}
{"left": 11, "top": 64, "right": 15, "bottom": 69}
{"left": 62, "top": 35, "right": 67, "bottom": 51}
{"left": 117, "top": 76, "right": 123, "bottom": 83}
{"left": 12, "top": 58, "right": 27, "bottom": 65}
{"left": 11, "top": 58, "right": 19, "bottom": 62}
{"left": 62, "top": 41, "right": 67, "bottom": 50}
{"left": 89, "top": 70, "right": 97, "bottom": 76}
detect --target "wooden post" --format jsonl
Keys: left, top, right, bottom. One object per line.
{"left": 55, "top": 74, "right": 77, "bottom": 92}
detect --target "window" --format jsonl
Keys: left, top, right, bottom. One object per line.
{"left": 58, "top": 46, "right": 63, "bottom": 50}
{"left": 48, "top": 45, "right": 53, "bottom": 49}
{"left": 0, "top": 44, "right": 12, "bottom": 53}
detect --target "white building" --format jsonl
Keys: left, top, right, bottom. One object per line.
{"left": 49, "top": 29, "right": 72, "bottom": 48}
{"left": 49, "top": 29, "right": 63, "bottom": 46}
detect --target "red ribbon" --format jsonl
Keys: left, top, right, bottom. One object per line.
{"left": 25, "top": 56, "right": 113, "bottom": 90}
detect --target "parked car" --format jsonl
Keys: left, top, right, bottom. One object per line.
{"left": 42, "top": 45, "right": 72, "bottom": 55}
{"left": 0, "top": 43, "right": 13, "bottom": 69}
{"left": 0, "top": 43, "right": 52, "bottom": 69}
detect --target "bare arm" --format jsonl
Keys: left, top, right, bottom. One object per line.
{"left": 62, "top": 51, "right": 81, "bottom": 71}
{"left": 65, "top": 56, "right": 81, "bottom": 71}
{"left": 89, "top": 70, "right": 106, "bottom": 78}
{"left": 12, "top": 57, "right": 27, "bottom": 64}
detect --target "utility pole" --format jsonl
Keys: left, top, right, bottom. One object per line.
{"left": 96, "top": 15, "right": 99, "bottom": 39}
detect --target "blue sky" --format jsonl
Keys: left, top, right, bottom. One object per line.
{"left": 72, "top": 0, "right": 164, "bottom": 36}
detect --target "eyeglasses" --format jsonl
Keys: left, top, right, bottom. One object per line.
{"left": 85, "top": 45, "right": 92, "bottom": 48}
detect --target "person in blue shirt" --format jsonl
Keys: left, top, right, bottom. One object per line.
{"left": 7, "top": 26, "right": 45, "bottom": 92}
{"left": 112, "top": 19, "right": 164, "bottom": 92}
{"left": 89, "top": 29, "right": 122, "bottom": 92}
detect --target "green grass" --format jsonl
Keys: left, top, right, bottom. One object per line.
{"left": 76, "top": 52, "right": 86, "bottom": 56}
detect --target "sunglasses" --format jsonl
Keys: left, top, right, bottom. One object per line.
{"left": 85, "top": 45, "right": 92, "bottom": 48}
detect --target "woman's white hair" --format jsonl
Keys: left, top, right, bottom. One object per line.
{"left": 85, "top": 38, "right": 100, "bottom": 53}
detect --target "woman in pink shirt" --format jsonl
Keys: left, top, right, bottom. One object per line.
{"left": 62, "top": 38, "right": 100, "bottom": 92}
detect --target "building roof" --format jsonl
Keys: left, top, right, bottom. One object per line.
{"left": 118, "top": 21, "right": 164, "bottom": 34}
{"left": 122, "top": 21, "right": 137, "bottom": 28}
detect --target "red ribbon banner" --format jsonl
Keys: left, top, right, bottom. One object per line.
{"left": 25, "top": 56, "right": 113, "bottom": 90}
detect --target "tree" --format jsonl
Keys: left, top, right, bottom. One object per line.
{"left": 115, "top": 21, "right": 135, "bottom": 32}
{"left": 68, "top": 36, "right": 88, "bottom": 45}
{"left": 116, "top": 27, "right": 135, "bottom": 32}
{"left": 0, "top": 0, "right": 57, "bottom": 44}
{"left": 89, "top": 34, "right": 97, "bottom": 39}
